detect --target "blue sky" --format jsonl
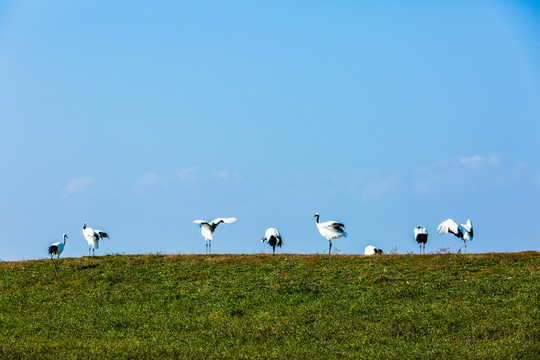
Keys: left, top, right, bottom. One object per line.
{"left": 1, "top": 1, "right": 539, "bottom": 261}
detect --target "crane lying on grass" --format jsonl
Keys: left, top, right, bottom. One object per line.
{"left": 312, "top": 213, "right": 347, "bottom": 255}
{"left": 83, "top": 222, "right": 109, "bottom": 256}
{"left": 414, "top": 225, "right": 428, "bottom": 254}
{"left": 48, "top": 234, "right": 67, "bottom": 267}
{"left": 193, "top": 218, "right": 237, "bottom": 254}
{"left": 437, "top": 219, "right": 473, "bottom": 253}
{"left": 364, "top": 245, "right": 383, "bottom": 255}
{"left": 261, "top": 228, "right": 283, "bottom": 254}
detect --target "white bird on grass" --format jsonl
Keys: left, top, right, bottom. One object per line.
{"left": 83, "top": 222, "right": 109, "bottom": 256}
{"left": 193, "top": 218, "right": 237, "bottom": 254}
{"left": 414, "top": 225, "right": 428, "bottom": 254}
{"left": 48, "top": 234, "right": 68, "bottom": 267}
{"left": 364, "top": 245, "right": 383, "bottom": 255}
{"left": 261, "top": 228, "right": 283, "bottom": 254}
{"left": 312, "top": 213, "right": 347, "bottom": 255}
{"left": 437, "top": 219, "right": 473, "bottom": 253}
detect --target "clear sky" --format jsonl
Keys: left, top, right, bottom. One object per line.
{"left": 1, "top": 1, "right": 539, "bottom": 261}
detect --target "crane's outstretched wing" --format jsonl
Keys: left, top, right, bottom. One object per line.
{"left": 461, "top": 220, "right": 473, "bottom": 239}
{"left": 437, "top": 219, "right": 459, "bottom": 236}
{"left": 95, "top": 230, "right": 109, "bottom": 239}
{"left": 335, "top": 222, "right": 346, "bottom": 233}
{"left": 458, "top": 219, "right": 473, "bottom": 241}
{"left": 210, "top": 217, "right": 237, "bottom": 230}
{"left": 193, "top": 220, "right": 208, "bottom": 228}
{"left": 332, "top": 222, "right": 347, "bottom": 237}
{"left": 321, "top": 221, "right": 348, "bottom": 237}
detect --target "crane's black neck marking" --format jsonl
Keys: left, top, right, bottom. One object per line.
{"left": 314, "top": 214, "right": 319, "bottom": 223}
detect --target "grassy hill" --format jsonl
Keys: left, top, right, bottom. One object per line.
{"left": 0, "top": 252, "right": 538, "bottom": 359}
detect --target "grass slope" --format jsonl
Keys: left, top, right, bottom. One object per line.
{"left": 0, "top": 252, "right": 538, "bottom": 359}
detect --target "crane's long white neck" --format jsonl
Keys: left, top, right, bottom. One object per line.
{"left": 63, "top": 234, "right": 67, "bottom": 244}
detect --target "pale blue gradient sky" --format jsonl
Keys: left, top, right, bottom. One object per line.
{"left": 1, "top": 1, "right": 539, "bottom": 260}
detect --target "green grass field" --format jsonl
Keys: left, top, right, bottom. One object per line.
{"left": 0, "top": 252, "right": 538, "bottom": 359}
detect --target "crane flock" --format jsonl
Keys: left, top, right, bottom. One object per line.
{"left": 45, "top": 214, "right": 475, "bottom": 266}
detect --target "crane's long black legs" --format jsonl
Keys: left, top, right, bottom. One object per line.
{"left": 329, "top": 241, "right": 332, "bottom": 255}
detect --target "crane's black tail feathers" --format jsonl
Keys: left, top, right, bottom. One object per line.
{"left": 268, "top": 236, "right": 283, "bottom": 248}
{"left": 48, "top": 245, "right": 58, "bottom": 255}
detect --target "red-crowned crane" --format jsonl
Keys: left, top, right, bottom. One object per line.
{"left": 48, "top": 234, "right": 68, "bottom": 267}
{"left": 83, "top": 222, "right": 109, "bottom": 256}
{"left": 193, "top": 218, "right": 237, "bottom": 254}
{"left": 261, "top": 228, "right": 283, "bottom": 254}
{"left": 364, "top": 245, "right": 383, "bottom": 255}
{"left": 437, "top": 219, "right": 473, "bottom": 253}
{"left": 414, "top": 225, "right": 428, "bottom": 254}
{"left": 312, "top": 213, "right": 347, "bottom": 255}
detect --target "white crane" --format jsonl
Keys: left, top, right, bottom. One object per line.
{"left": 312, "top": 213, "right": 347, "bottom": 255}
{"left": 261, "top": 228, "right": 283, "bottom": 254}
{"left": 48, "top": 234, "right": 68, "bottom": 267}
{"left": 193, "top": 217, "right": 237, "bottom": 254}
{"left": 414, "top": 225, "right": 428, "bottom": 254}
{"left": 83, "top": 222, "right": 109, "bottom": 256}
{"left": 437, "top": 219, "right": 473, "bottom": 253}
{"left": 364, "top": 245, "right": 383, "bottom": 255}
